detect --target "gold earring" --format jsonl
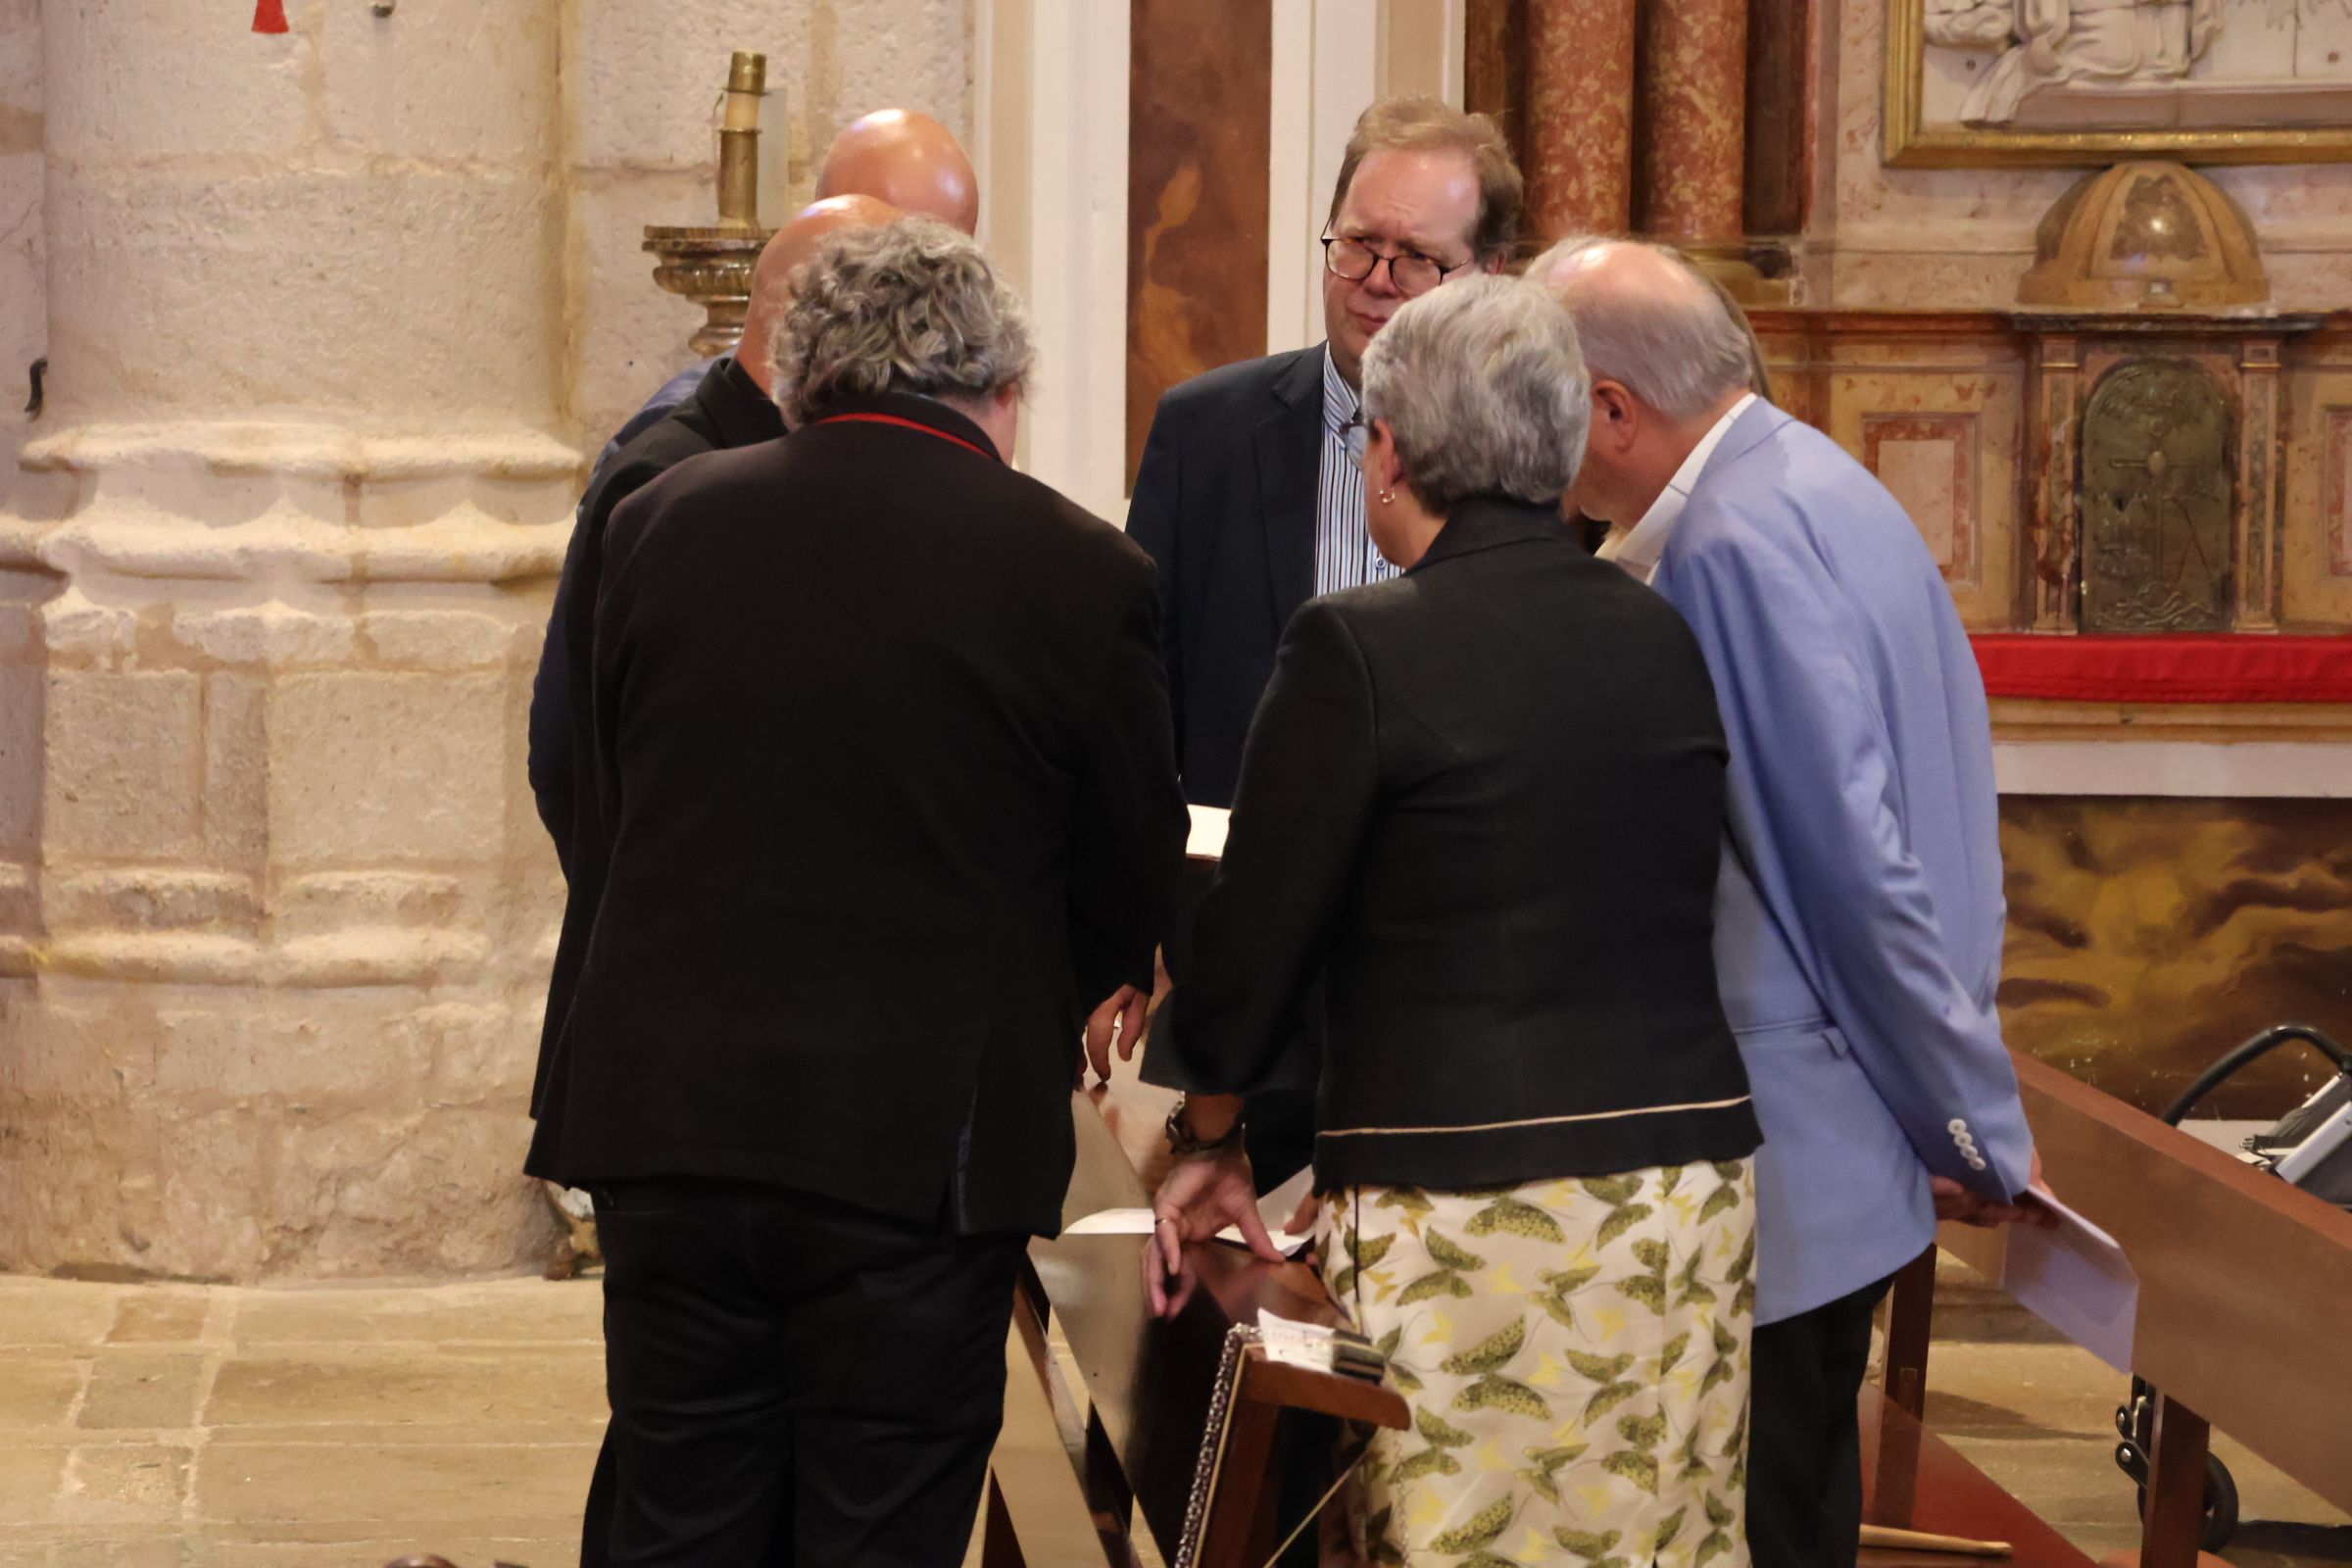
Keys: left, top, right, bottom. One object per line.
{"left": 1378, "top": 488, "right": 1395, "bottom": 505}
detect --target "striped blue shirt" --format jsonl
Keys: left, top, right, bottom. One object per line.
{"left": 1314, "top": 349, "right": 1399, "bottom": 598}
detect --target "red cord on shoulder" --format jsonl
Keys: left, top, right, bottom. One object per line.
{"left": 253, "top": 0, "right": 290, "bottom": 34}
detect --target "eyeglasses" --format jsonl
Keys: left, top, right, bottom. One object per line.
{"left": 1340, "top": 414, "right": 1370, "bottom": 469}
{"left": 1322, "top": 234, "right": 1466, "bottom": 297}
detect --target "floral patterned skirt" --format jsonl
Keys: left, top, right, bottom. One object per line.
{"left": 1316, "top": 1160, "right": 1756, "bottom": 1568}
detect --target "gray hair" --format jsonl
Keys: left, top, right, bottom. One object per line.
{"left": 767, "top": 218, "right": 1036, "bottom": 426}
{"left": 1530, "top": 236, "right": 1759, "bottom": 422}
{"left": 1359, "top": 273, "right": 1591, "bottom": 514}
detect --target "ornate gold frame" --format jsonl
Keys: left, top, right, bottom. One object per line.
{"left": 1884, "top": 1, "right": 2352, "bottom": 169}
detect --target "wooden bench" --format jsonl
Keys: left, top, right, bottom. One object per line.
{"left": 1871, "top": 1052, "right": 2352, "bottom": 1568}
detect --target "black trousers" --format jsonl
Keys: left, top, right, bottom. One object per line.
{"left": 582, "top": 1179, "right": 1024, "bottom": 1568}
{"left": 1745, "top": 1271, "right": 1895, "bottom": 1568}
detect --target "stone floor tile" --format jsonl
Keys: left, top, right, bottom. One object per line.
{"left": 230, "top": 1281, "right": 602, "bottom": 1348}
{"left": 0, "top": 1353, "right": 87, "bottom": 1428}
{"left": 204, "top": 1537, "right": 573, "bottom": 1567}
{"left": 0, "top": 1445, "right": 72, "bottom": 1525}
{"left": 202, "top": 1421, "right": 604, "bottom": 1448}
{"left": 79, "top": 1355, "right": 207, "bottom": 1431}
{"left": 56, "top": 1445, "right": 195, "bottom": 1526}
{"left": 0, "top": 1280, "right": 122, "bottom": 1348}
{"left": 196, "top": 1443, "right": 598, "bottom": 1525}
{"left": 104, "top": 1294, "right": 214, "bottom": 1347}
{"left": 1921, "top": 1341, "right": 2131, "bottom": 1438}
{"left": 51, "top": 1539, "right": 202, "bottom": 1567}
{"left": 205, "top": 1349, "right": 605, "bottom": 1428}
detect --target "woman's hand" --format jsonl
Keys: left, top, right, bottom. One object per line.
{"left": 1084, "top": 984, "right": 1150, "bottom": 1084}
{"left": 1141, "top": 1145, "right": 1282, "bottom": 1316}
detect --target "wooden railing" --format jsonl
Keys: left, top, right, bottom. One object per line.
{"left": 1875, "top": 1052, "right": 2352, "bottom": 1568}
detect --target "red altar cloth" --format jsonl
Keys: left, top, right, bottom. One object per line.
{"left": 1970, "top": 634, "right": 2352, "bottom": 704}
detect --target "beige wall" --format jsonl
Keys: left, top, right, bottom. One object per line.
{"left": 1809, "top": 0, "right": 2352, "bottom": 310}
{"left": 0, "top": 0, "right": 969, "bottom": 1282}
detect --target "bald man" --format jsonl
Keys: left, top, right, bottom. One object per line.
{"left": 816, "top": 107, "right": 979, "bottom": 235}
{"left": 530, "top": 196, "right": 901, "bottom": 1568}
{"left": 529, "top": 195, "right": 899, "bottom": 874}
{"left": 1535, "top": 237, "right": 2042, "bottom": 1568}
{"left": 590, "top": 111, "right": 981, "bottom": 470}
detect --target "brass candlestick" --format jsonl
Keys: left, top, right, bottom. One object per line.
{"left": 644, "top": 51, "right": 778, "bottom": 357}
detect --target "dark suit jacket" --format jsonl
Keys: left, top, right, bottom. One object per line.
{"left": 1156, "top": 499, "right": 1761, "bottom": 1192}
{"left": 1125, "top": 345, "right": 1324, "bottom": 811}
{"left": 525, "top": 392, "right": 1189, "bottom": 1237}
{"left": 528, "top": 356, "right": 784, "bottom": 877}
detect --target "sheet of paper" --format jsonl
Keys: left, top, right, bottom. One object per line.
{"left": 1257, "top": 1307, "right": 1337, "bottom": 1370}
{"left": 1060, "top": 1163, "right": 1316, "bottom": 1259}
{"left": 1186, "top": 804, "right": 1229, "bottom": 860}
{"left": 1941, "top": 1184, "right": 2138, "bottom": 1375}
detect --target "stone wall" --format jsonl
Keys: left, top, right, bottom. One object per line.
{"left": 1809, "top": 0, "right": 2352, "bottom": 309}
{"left": 0, "top": 0, "right": 970, "bottom": 1281}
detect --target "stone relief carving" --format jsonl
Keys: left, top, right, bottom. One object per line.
{"left": 1920, "top": 0, "right": 2352, "bottom": 131}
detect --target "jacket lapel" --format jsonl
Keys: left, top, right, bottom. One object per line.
{"left": 1254, "top": 347, "right": 1327, "bottom": 634}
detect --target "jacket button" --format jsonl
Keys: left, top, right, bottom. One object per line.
{"left": 1947, "top": 1118, "right": 1968, "bottom": 1135}
{"left": 1967, "top": 1155, "right": 1988, "bottom": 1172}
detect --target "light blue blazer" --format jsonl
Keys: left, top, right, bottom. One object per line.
{"left": 1649, "top": 401, "right": 2034, "bottom": 1325}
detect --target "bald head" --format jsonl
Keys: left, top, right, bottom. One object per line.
{"left": 816, "top": 109, "right": 980, "bottom": 236}
{"left": 738, "top": 195, "right": 902, "bottom": 394}
{"left": 1532, "top": 238, "right": 1755, "bottom": 423}
{"left": 1530, "top": 237, "right": 1760, "bottom": 526}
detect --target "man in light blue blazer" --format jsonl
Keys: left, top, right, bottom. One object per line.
{"left": 1538, "top": 239, "right": 2048, "bottom": 1568}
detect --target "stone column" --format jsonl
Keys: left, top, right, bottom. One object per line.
{"left": 1638, "top": 0, "right": 1779, "bottom": 301}
{"left": 1523, "top": 0, "right": 1637, "bottom": 241}
{"left": 0, "top": 0, "right": 574, "bottom": 1278}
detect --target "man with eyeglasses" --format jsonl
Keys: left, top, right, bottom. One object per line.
{"left": 1123, "top": 97, "right": 1523, "bottom": 1194}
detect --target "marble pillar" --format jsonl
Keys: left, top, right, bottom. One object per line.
{"left": 1524, "top": 0, "right": 1637, "bottom": 241}
{"left": 0, "top": 0, "right": 575, "bottom": 1280}
{"left": 1638, "top": 0, "right": 1780, "bottom": 300}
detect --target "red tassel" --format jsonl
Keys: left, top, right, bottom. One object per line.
{"left": 253, "top": 0, "right": 289, "bottom": 33}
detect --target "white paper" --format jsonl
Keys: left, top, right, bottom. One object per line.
{"left": 1061, "top": 1163, "right": 1316, "bottom": 1259}
{"left": 1187, "top": 805, "right": 1230, "bottom": 859}
{"left": 1257, "top": 1307, "right": 1338, "bottom": 1370}
{"left": 1945, "top": 1184, "right": 2138, "bottom": 1375}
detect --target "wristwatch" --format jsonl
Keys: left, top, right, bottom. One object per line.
{"left": 1164, "top": 1099, "right": 1245, "bottom": 1158}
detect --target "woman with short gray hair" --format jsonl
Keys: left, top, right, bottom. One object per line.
{"left": 1147, "top": 274, "right": 1761, "bottom": 1562}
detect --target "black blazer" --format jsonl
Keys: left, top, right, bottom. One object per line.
{"left": 1157, "top": 499, "right": 1762, "bottom": 1191}
{"left": 525, "top": 392, "right": 1189, "bottom": 1237}
{"left": 1126, "top": 345, "right": 1324, "bottom": 811}
{"left": 528, "top": 357, "right": 784, "bottom": 877}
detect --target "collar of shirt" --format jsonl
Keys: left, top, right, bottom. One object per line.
{"left": 1597, "top": 392, "right": 1756, "bottom": 584}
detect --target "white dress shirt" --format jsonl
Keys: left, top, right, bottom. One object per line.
{"left": 1594, "top": 392, "right": 1757, "bottom": 585}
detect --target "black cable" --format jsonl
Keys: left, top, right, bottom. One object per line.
{"left": 2159, "top": 1024, "right": 2352, "bottom": 1127}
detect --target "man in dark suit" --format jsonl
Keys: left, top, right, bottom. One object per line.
{"left": 527, "top": 194, "right": 896, "bottom": 880}
{"left": 1125, "top": 95, "right": 1522, "bottom": 1187}
{"left": 531, "top": 219, "right": 1187, "bottom": 1565}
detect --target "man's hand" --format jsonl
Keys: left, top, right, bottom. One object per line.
{"left": 1141, "top": 1145, "right": 1280, "bottom": 1317}
{"left": 1084, "top": 984, "right": 1150, "bottom": 1084}
{"left": 1932, "top": 1150, "right": 2059, "bottom": 1230}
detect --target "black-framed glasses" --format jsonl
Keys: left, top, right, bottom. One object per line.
{"left": 1322, "top": 234, "right": 1466, "bottom": 297}
{"left": 1339, "top": 413, "right": 1371, "bottom": 469}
